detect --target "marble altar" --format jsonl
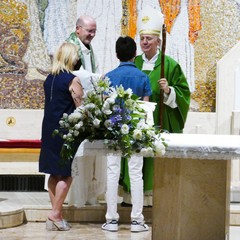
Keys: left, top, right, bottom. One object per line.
{"left": 152, "top": 133, "right": 240, "bottom": 240}
{"left": 68, "top": 133, "right": 240, "bottom": 240}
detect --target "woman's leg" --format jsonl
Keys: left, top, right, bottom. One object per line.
{"left": 48, "top": 175, "right": 72, "bottom": 221}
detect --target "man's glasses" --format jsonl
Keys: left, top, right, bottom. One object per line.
{"left": 79, "top": 26, "right": 97, "bottom": 34}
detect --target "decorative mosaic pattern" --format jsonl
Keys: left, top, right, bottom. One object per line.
{"left": 36, "top": 0, "right": 49, "bottom": 32}
{"left": 188, "top": 0, "right": 202, "bottom": 44}
{"left": 0, "top": 0, "right": 240, "bottom": 112}
{"left": 0, "top": 75, "right": 44, "bottom": 109}
{"left": 121, "top": 0, "right": 137, "bottom": 38}
{"left": 158, "top": 0, "right": 196, "bottom": 92}
{"left": 159, "top": 0, "right": 202, "bottom": 44}
{"left": 192, "top": 0, "right": 240, "bottom": 112}
{"left": 0, "top": 0, "right": 49, "bottom": 109}
{"left": 159, "top": 0, "right": 181, "bottom": 33}
{"left": 0, "top": 0, "right": 30, "bottom": 74}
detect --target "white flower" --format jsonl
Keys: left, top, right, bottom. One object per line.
{"left": 137, "top": 120, "right": 148, "bottom": 129}
{"left": 85, "top": 103, "right": 95, "bottom": 110}
{"left": 147, "top": 130, "right": 156, "bottom": 137}
{"left": 102, "top": 109, "right": 112, "bottom": 115}
{"left": 140, "top": 147, "right": 154, "bottom": 157}
{"left": 102, "top": 105, "right": 112, "bottom": 115}
{"left": 85, "top": 90, "right": 94, "bottom": 98}
{"left": 106, "top": 97, "right": 115, "bottom": 104}
{"left": 145, "top": 147, "right": 154, "bottom": 157}
{"left": 121, "top": 124, "right": 129, "bottom": 135}
{"left": 102, "top": 101, "right": 112, "bottom": 115}
{"left": 93, "top": 118, "right": 101, "bottom": 127}
{"left": 74, "top": 130, "right": 79, "bottom": 136}
{"left": 125, "top": 99, "right": 135, "bottom": 110}
{"left": 63, "top": 113, "right": 68, "bottom": 119}
{"left": 68, "top": 112, "right": 81, "bottom": 123}
{"left": 104, "top": 119, "right": 113, "bottom": 129}
{"left": 125, "top": 88, "right": 133, "bottom": 96}
{"left": 109, "top": 90, "right": 118, "bottom": 99}
{"left": 95, "top": 109, "right": 102, "bottom": 116}
{"left": 133, "top": 129, "right": 142, "bottom": 140}
{"left": 75, "top": 122, "right": 83, "bottom": 129}
{"left": 116, "top": 85, "right": 125, "bottom": 97}
{"left": 63, "top": 133, "right": 71, "bottom": 140}
{"left": 140, "top": 148, "right": 147, "bottom": 156}
{"left": 112, "top": 104, "right": 120, "bottom": 111}
{"left": 103, "top": 101, "right": 110, "bottom": 109}
{"left": 59, "top": 120, "right": 65, "bottom": 127}
{"left": 155, "top": 140, "right": 166, "bottom": 156}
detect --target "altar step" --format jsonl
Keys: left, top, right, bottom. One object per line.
{"left": 0, "top": 191, "right": 239, "bottom": 229}
{"left": 0, "top": 192, "right": 151, "bottom": 229}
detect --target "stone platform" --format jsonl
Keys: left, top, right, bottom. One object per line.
{"left": 0, "top": 192, "right": 239, "bottom": 229}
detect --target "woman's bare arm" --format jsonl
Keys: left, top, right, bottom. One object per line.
{"left": 69, "top": 77, "right": 84, "bottom": 107}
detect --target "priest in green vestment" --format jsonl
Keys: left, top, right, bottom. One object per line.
{"left": 66, "top": 15, "right": 104, "bottom": 206}
{"left": 66, "top": 15, "right": 101, "bottom": 93}
{"left": 120, "top": 6, "right": 191, "bottom": 206}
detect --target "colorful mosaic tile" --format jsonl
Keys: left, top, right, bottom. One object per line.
{"left": 0, "top": 75, "right": 44, "bottom": 109}
{"left": 0, "top": 0, "right": 239, "bottom": 112}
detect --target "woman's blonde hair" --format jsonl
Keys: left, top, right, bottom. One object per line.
{"left": 52, "top": 42, "right": 79, "bottom": 75}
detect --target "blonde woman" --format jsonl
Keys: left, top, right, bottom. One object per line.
{"left": 39, "top": 42, "right": 83, "bottom": 231}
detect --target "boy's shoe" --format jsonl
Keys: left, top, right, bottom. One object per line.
{"left": 131, "top": 220, "right": 149, "bottom": 232}
{"left": 101, "top": 220, "right": 118, "bottom": 232}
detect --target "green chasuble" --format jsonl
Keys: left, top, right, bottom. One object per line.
{"left": 120, "top": 52, "right": 191, "bottom": 193}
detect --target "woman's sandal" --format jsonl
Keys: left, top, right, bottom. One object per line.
{"left": 64, "top": 219, "right": 72, "bottom": 228}
{"left": 46, "top": 218, "right": 70, "bottom": 231}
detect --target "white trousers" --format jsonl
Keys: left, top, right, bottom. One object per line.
{"left": 105, "top": 154, "right": 144, "bottom": 223}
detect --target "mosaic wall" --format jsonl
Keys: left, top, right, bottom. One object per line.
{"left": 0, "top": 0, "right": 49, "bottom": 109}
{"left": 193, "top": 0, "right": 240, "bottom": 112}
{"left": 0, "top": 0, "right": 240, "bottom": 111}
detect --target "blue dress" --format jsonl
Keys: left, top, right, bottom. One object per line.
{"left": 39, "top": 71, "right": 76, "bottom": 176}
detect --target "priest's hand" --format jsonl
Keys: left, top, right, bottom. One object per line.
{"left": 158, "top": 78, "right": 171, "bottom": 95}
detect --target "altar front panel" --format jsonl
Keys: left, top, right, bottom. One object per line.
{"left": 152, "top": 157, "right": 231, "bottom": 240}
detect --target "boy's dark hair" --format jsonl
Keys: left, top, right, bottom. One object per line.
{"left": 116, "top": 36, "right": 136, "bottom": 62}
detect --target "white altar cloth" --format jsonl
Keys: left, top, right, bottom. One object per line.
{"left": 67, "top": 134, "right": 240, "bottom": 207}
{"left": 67, "top": 152, "right": 107, "bottom": 207}
{"left": 162, "top": 133, "right": 240, "bottom": 160}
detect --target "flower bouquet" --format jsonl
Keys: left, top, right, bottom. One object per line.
{"left": 54, "top": 77, "right": 166, "bottom": 163}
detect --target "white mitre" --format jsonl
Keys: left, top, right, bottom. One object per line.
{"left": 137, "top": 5, "right": 164, "bottom": 39}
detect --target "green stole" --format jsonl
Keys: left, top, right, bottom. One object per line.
{"left": 66, "top": 32, "right": 97, "bottom": 73}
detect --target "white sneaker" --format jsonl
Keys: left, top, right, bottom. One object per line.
{"left": 101, "top": 220, "right": 118, "bottom": 232}
{"left": 131, "top": 221, "right": 149, "bottom": 232}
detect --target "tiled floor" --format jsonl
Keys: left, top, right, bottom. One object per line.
{"left": 0, "top": 222, "right": 151, "bottom": 240}
{"left": 1, "top": 222, "right": 240, "bottom": 240}
{"left": 0, "top": 192, "right": 240, "bottom": 240}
